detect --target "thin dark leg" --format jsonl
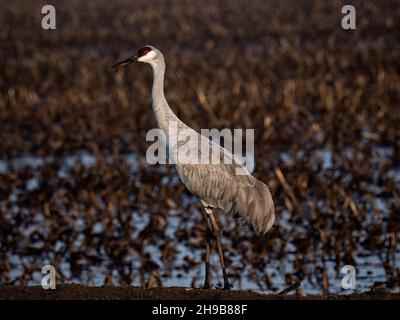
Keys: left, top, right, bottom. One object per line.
{"left": 205, "top": 208, "right": 232, "bottom": 290}
{"left": 215, "top": 238, "right": 232, "bottom": 290}
{"left": 203, "top": 230, "right": 212, "bottom": 289}
{"left": 201, "top": 209, "right": 214, "bottom": 289}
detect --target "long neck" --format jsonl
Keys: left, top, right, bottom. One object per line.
{"left": 151, "top": 59, "right": 167, "bottom": 108}
{"left": 151, "top": 59, "right": 185, "bottom": 141}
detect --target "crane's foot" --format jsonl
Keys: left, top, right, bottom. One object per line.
{"left": 223, "top": 282, "right": 233, "bottom": 290}
{"left": 216, "top": 281, "right": 232, "bottom": 290}
{"left": 202, "top": 283, "right": 211, "bottom": 289}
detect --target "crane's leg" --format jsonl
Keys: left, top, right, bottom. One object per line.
{"left": 200, "top": 209, "right": 213, "bottom": 289}
{"left": 204, "top": 207, "right": 232, "bottom": 290}
{"left": 203, "top": 230, "right": 212, "bottom": 289}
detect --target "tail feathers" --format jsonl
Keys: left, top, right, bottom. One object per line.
{"left": 233, "top": 179, "right": 275, "bottom": 235}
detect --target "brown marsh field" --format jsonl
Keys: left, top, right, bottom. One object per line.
{"left": 0, "top": 0, "right": 399, "bottom": 296}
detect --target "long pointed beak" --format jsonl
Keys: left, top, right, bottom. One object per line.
{"left": 112, "top": 54, "right": 138, "bottom": 69}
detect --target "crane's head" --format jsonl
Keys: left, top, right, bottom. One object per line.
{"left": 112, "top": 45, "right": 161, "bottom": 68}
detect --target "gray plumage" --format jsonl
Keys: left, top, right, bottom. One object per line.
{"left": 113, "top": 45, "right": 275, "bottom": 289}
{"left": 146, "top": 46, "right": 275, "bottom": 235}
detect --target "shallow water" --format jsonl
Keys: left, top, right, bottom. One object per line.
{"left": 0, "top": 149, "right": 400, "bottom": 294}
{"left": 1, "top": 149, "right": 399, "bottom": 294}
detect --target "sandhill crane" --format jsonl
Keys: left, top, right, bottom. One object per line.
{"left": 113, "top": 46, "right": 275, "bottom": 289}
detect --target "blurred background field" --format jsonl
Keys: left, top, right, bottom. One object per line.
{"left": 0, "top": 0, "right": 399, "bottom": 295}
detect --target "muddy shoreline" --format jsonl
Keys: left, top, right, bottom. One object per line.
{"left": 0, "top": 285, "right": 398, "bottom": 300}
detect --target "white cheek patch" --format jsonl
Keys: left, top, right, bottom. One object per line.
{"left": 138, "top": 50, "right": 157, "bottom": 62}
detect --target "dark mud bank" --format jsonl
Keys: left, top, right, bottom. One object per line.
{"left": 0, "top": 285, "right": 399, "bottom": 300}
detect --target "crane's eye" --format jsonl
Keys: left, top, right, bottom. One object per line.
{"left": 138, "top": 46, "right": 152, "bottom": 57}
